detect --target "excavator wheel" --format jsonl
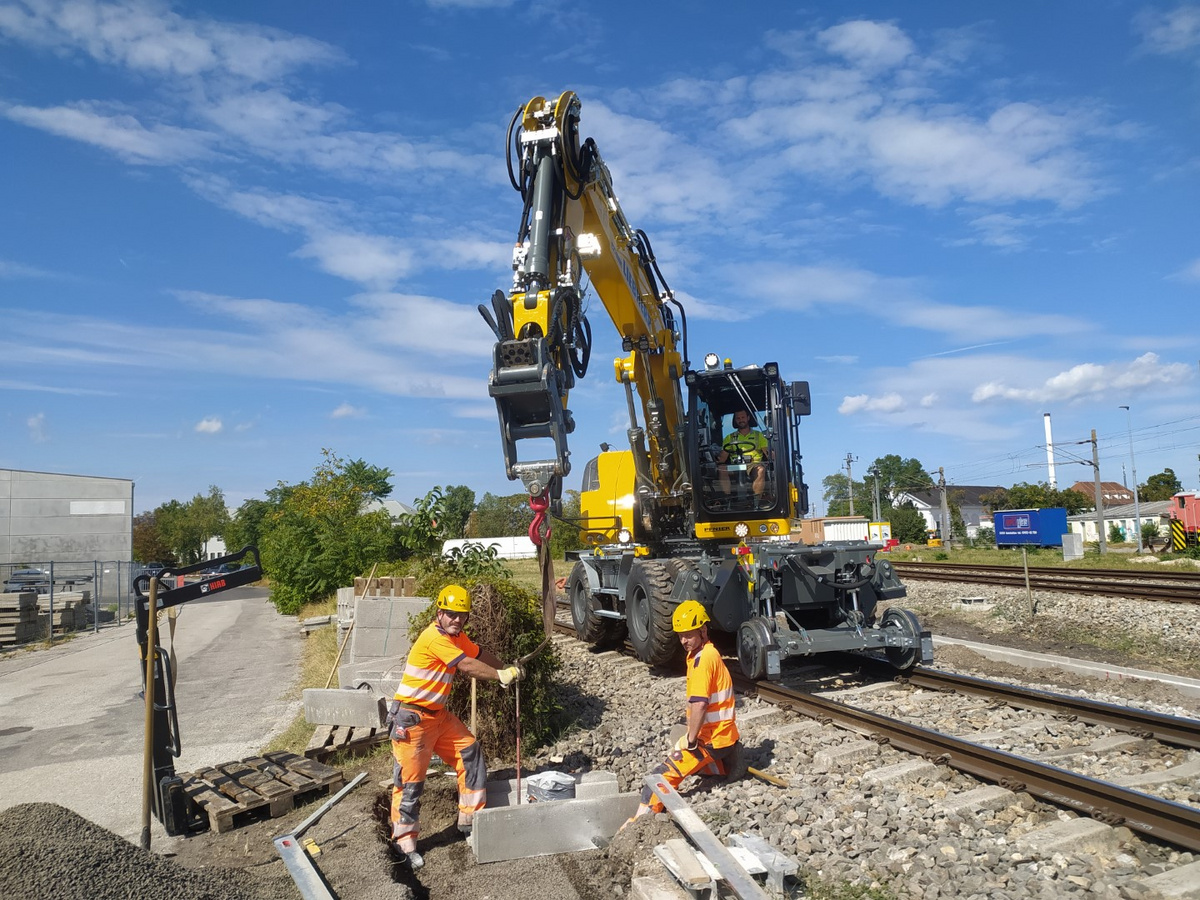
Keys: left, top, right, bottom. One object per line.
{"left": 567, "top": 561, "right": 625, "bottom": 645}
{"left": 625, "top": 560, "right": 681, "bottom": 667}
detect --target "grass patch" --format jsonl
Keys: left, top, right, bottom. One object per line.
{"left": 503, "top": 556, "right": 552, "bottom": 594}
{"left": 264, "top": 596, "right": 341, "bottom": 756}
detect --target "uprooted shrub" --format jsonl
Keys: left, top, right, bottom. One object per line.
{"left": 406, "top": 577, "right": 561, "bottom": 757}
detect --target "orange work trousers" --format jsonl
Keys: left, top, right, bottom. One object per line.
{"left": 641, "top": 741, "right": 732, "bottom": 813}
{"left": 389, "top": 706, "right": 486, "bottom": 849}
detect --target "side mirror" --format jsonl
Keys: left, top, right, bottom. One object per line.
{"left": 790, "top": 381, "right": 811, "bottom": 417}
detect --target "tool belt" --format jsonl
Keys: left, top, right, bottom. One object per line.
{"left": 395, "top": 701, "right": 435, "bottom": 716}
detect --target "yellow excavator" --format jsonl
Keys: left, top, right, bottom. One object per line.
{"left": 480, "top": 92, "right": 931, "bottom": 678}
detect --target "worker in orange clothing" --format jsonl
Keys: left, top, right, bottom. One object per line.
{"left": 388, "top": 584, "right": 523, "bottom": 868}
{"left": 630, "top": 600, "right": 742, "bottom": 820}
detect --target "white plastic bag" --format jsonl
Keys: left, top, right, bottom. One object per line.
{"left": 525, "top": 770, "right": 576, "bottom": 803}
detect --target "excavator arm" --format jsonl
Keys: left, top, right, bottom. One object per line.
{"left": 481, "top": 92, "right": 689, "bottom": 509}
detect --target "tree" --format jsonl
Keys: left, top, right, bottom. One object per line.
{"left": 260, "top": 449, "right": 396, "bottom": 614}
{"left": 343, "top": 458, "right": 394, "bottom": 501}
{"left": 889, "top": 502, "right": 929, "bottom": 544}
{"left": 152, "top": 486, "right": 230, "bottom": 564}
{"left": 132, "top": 512, "right": 173, "bottom": 563}
{"left": 549, "top": 489, "right": 585, "bottom": 559}
{"left": 869, "top": 455, "right": 933, "bottom": 501}
{"left": 467, "top": 492, "right": 536, "bottom": 538}
{"left": 1140, "top": 468, "right": 1182, "bottom": 502}
{"left": 396, "top": 487, "right": 450, "bottom": 558}
{"left": 820, "top": 473, "right": 873, "bottom": 518}
{"left": 223, "top": 498, "right": 273, "bottom": 557}
{"left": 439, "top": 485, "right": 476, "bottom": 539}
{"left": 980, "top": 482, "right": 1091, "bottom": 516}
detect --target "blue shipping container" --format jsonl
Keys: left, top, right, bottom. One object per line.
{"left": 993, "top": 508, "right": 1068, "bottom": 547}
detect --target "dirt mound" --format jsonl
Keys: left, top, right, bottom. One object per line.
{"left": 0, "top": 803, "right": 294, "bottom": 900}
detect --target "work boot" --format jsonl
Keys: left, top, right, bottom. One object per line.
{"left": 405, "top": 849, "right": 425, "bottom": 870}
{"left": 723, "top": 740, "right": 748, "bottom": 783}
{"left": 457, "top": 812, "right": 473, "bottom": 837}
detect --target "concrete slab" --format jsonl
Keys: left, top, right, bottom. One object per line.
{"left": 1015, "top": 817, "right": 1118, "bottom": 856}
{"left": 301, "top": 688, "right": 386, "bottom": 727}
{"left": 336, "top": 656, "right": 406, "bottom": 695}
{"left": 349, "top": 597, "right": 426, "bottom": 664}
{"left": 1129, "top": 859, "right": 1200, "bottom": 899}
{"left": 471, "top": 784, "right": 639, "bottom": 863}
{"left": 1037, "top": 734, "right": 1146, "bottom": 760}
{"left": 812, "top": 739, "right": 879, "bottom": 771}
{"left": 575, "top": 771, "right": 619, "bottom": 800}
{"left": 862, "top": 759, "right": 938, "bottom": 786}
{"left": 936, "top": 785, "right": 1017, "bottom": 816}
{"left": 773, "top": 720, "right": 825, "bottom": 738}
{"left": 934, "top": 635, "right": 1200, "bottom": 699}
{"left": 631, "top": 873, "right": 690, "bottom": 900}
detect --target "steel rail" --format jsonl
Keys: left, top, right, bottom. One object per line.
{"left": 892, "top": 562, "right": 1200, "bottom": 604}
{"left": 889, "top": 665, "right": 1200, "bottom": 751}
{"left": 752, "top": 679, "right": 1200, "bottom": 853}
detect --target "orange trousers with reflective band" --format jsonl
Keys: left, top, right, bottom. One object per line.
{"left": 641, "top": 743, "right": 726, "bottom": 813}
{"left": 390, "top": 706, "right": 486, "bottom": 847}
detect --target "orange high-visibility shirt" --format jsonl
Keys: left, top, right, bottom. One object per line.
{"left": 686, "top": 641, "right": 739, "bottom": 748}
{"left": 394, "top": 621, "right": 480, "bottom": 713}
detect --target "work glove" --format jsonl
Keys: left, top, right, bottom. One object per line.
{"left": 671, "top": 734, "right": 698, "bottom": 760}
{"left": 497, "top": 665, "right": 523, "bottom": 687}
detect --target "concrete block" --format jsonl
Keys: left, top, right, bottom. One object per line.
{"left": 302, "top": 689, "right": 386, "bottom": 727}
{"left": 1113, "top": 756, "right": 1200, "bottom": 788}
{"left": 812, "top": 739, "right": 879, "bottom": 771}
{"left": 1037, "top": 734, "right": 1145, "bottom": 760}
{"left": 471, "top": 778, "right": 640, "bottom": 863}
{"left": 773, "top": 720, "right": 825, "bottom": 738}
{"left": 631, "top": 873, "right": 690, "bottom": 900}
{"left": 936, "top": 785, "right": 1017, "bottom": 816}
{"left": 737, "top": 707, "right": 784, "bottom": 726}
{"left": 575, "top": 771, "right": 619, "bottom": 800}
{"left": 1015, "top": 817, "right": 1118, "bottom": 856}
{"left": 349, "top": 597, "right": 427, "bottom": 663}
{"left": 336, "top": 657, "right": 406, "bottom": 696}
{"left": 1128, "top": 859, "right": 1200, "bottom": 899}
{"left": 862, "top": 759, "right": 938, "bottom": 786}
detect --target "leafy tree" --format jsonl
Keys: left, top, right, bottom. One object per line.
{"left": 132, "top": 512, "right": 174, "bottom": 564}
{"left": 888, "top": 502, "right": 929, "bottom": 544}
{"left": 223, "top": 498, "right": 273, "bottom": 557}
{"left": 1140, "top": 468, "right": 1182, "bottom": 502}
{"left": 973, "top": 526, "right": 996, "bottom": 548}
{"left": 868, "top": 455, "right": 933, "bottom": 501}
{"left": 1109, "top": 523, "right": 1126, "bottom": 544}
{"left": 439, "top": 485, "right": 476, "bottom": 539}
{"left": 343, "top": 458, "right": 394, "bottom": 501}
{"left": 820, "top": 473, "right": 873, "bottom": 518}
{"left": 980, "top": 482, "right": 1091, "bottom": 516}
{"left": 152, "top": 486, "right": 230, "bottom": 564}
{"left": 396, "top": 487, "right": 450, "bottom": 558}
{"left": 549, "top": 489, "right": 585, "bottom": 559}
{"left": 261, "top": 449, "right": 396, "bottom": 615}
{"left": 467, "top": 492, "right": 536, "bottom": 538}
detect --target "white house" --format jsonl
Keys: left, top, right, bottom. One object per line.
{"left": 1067, "top": 499, "right": 1174, "bottom": 545}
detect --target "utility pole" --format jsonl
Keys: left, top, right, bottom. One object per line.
{"left": 844, "top": 453, "right": 858, "bottom": 516}
{"left": 937, "top": 467, "right": 951, "bottom": 545}
{"left": 870, "top": 467, "right": 882, "bottom": 522}
{"left": 1091, "top": 429, "right": 1107, "bottom": 555}
{"left": 1119, "top": 405, "right": 1143, "bottom": 553}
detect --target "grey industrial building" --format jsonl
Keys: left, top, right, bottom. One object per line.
{"left": 1, "top": 468, "right": 134, "bottom": 567}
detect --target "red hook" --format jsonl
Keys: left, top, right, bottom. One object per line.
{"left": 528, "top": 494, "right": 552, "bottom": 546}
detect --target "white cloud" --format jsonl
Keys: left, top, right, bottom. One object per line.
{"left": 920, "top": 393, "right": 938, "bottom": 407}
{"left": 296, "top": 232, "right": 415, "bottom": 289}
{"left": 195, "top": 417, "right": 223, "bottom": 433}
{"left": 1134, "top": 5, "right": 1200, "bottom": 56}
{"left": 0, "top": 0, "right": 342, "bottom": 82}
{"left": 331, "top": 403, "right": 364, "bottom": 419}
{"left": 818, "top": 20, "right": 916, "bottom": 70}
{"left": 971, "top": 353, "right": 1192, "bottom": 403}
{"left": 1168, "top": 258, "right": 1200, "bottom": 282}
{"left": 2, "top": 102, "right": 215, "bottom": 164}
{"left": 27, "top": 412, "right": 48, "bottom": 442}
{"left": 839, "top": 392, "right": 906, "bottom": 415}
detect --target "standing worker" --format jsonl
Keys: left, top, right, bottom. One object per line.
{"left": 388, "top": 584, "right": 524, "bottom": 868}
{"left": 629, "top": 600, "right": 742, "bottom": 822}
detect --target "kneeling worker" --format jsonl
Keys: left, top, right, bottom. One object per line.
{"left": 388, "top": 584, "right": 524, "bottom": 868}
{"left": 631, "top": 600, "right": 741, "bottom": 820}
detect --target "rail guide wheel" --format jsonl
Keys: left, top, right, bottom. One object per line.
{"left": 737, "top": 616, "right": 781, "bottom": 681}
{"left": 881, "top": 607, "right": 924, "bottom": 672}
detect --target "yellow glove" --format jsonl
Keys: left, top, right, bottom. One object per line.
{"left": 671, "top": 734, "right": 698, "bottom": 759}
{"left": 497, "top": 666, "right": 522, "bottom": 687}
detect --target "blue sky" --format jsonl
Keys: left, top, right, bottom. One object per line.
{"left": 2, "top": 0, "right": 1199, "bottom": 515}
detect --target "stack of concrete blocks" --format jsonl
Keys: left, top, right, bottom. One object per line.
{"left": 470, "top": 771, "right": 639, "bottom": 863}
{"left": 0, "top": 591, "right": 40, "bottom": 645}
{"left": 338, "top": 585, "right": 428, "bottom": 698}
{"left": 37, "top": 591, "right": 91, "bottom": 633}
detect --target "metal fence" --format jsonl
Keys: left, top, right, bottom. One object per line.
{"left": 1, "top": 560, "right": 148, "bottom": 645}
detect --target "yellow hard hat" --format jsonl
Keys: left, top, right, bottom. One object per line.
{"left": 672, "top": 600, "right": 710, "bottom": 633}
{"left": 437, "top": 584, "right": 472, "bottom": 613}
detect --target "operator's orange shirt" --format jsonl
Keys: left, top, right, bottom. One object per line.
{"left": 686, "top": 641, "right": 739, "bottom": 748}
{"left": 394, "top": 621, "right": 479, "bottom": 713}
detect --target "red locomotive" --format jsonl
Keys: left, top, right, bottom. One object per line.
{"left": 1168, "top": 492, "right": 1200, "bottom": 550}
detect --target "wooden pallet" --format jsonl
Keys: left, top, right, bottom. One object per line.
{"left": 181, "top": 751, "right": 345, "bottom": 834}
{"left": 304, "top": 723, "right": 389, "bottom": 762}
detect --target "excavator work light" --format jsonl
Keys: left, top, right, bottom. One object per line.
{"left": 704, "top": 353, "right": 719, "bottom": 370}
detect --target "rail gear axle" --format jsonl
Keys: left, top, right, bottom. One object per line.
{"left": 134, "top": 546, "right": 263, "bottom": 842}
{"left": 484, "top": 92, "right": 931, "bottom": 680}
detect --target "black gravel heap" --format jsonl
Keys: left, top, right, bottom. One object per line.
{"left": 0, "top": 803, "right": 291, "bottom": 900}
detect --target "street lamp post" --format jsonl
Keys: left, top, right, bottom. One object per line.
{"left": 1118, "top": 405, "right": 1143, "bottom": 553}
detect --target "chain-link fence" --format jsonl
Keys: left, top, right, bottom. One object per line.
{"left": 1, "top": 560, "right": 148, "bottom": 647}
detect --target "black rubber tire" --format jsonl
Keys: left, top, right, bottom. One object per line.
{"left": 625, "top": 560, "right": 680, "bottom": 667}
{"left": 882, "top": 607, "right": 922, "bottom": 672}
{"left": 737, "top": 616, "right": 776, "bottom": 680}
{"left": 567, "top": 561, "right": 624, "bottom": 645}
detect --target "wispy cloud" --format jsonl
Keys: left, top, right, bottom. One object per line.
{"left": 1168, "top": 257, "right": 1200, "bottom": 282}
{"left": 27, "top": 412, "right": 47, "bottom": 443}
{"left": 195, "top": 417, "right": 222, "bottom": 433}
{"left": 1134, "top": 4, "right": 1200, "bottom": 56}
{"left": 839, "top": 392, "right": 906, "bottom": 414}
{"left": 331, "top": 403, "right": 364, "bottom": 419}
{"left": 972, "top": 352, "right": 1192, "bottom": 403}
{"left": 0, "top": 258, "right": 56, "bottom": 279}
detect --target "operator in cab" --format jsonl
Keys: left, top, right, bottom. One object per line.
{"left": 716, "top": 408, "right": 769, "bottom": 503}
{"left": 626, "top": 601, "right": 743, "bottom": 824}
{"left": 387, "top": 584, "right": 524, "bottom": 868}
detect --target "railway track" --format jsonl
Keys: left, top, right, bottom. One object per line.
{"left": 892, "top": 561, "right": 1200, "bottom": 604}
{"left": 550, "top": 609, "right": 1200, "bottom": 853}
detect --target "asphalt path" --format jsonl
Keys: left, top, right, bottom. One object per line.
{"left": 0, "top": 586, "right": 302, "bottom": 848}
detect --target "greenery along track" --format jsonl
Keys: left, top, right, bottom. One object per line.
{"left": 891, "top": 561, "right": 1200, "bottom": 604}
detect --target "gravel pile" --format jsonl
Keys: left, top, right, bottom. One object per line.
{"left": 529, "top": 605, "right": 1199, "bottom": 900}
{"left": 0, "top": 803, "right": 295, "bottom": 900}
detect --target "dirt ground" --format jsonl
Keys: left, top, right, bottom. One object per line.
{"left": 168, "top": 750, "right": 684, "bottom": 900}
